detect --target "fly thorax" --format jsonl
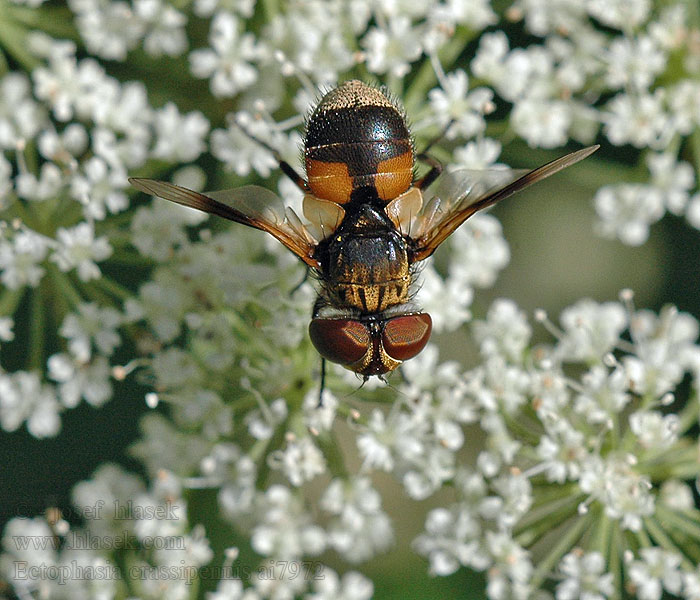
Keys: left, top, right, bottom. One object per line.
{"left": 321, "top": 206, "right": 411, "bottom": 314}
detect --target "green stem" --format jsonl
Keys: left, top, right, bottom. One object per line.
{"left": 529, "top": 513, "right": 591, "bottom": 591}
{"left": 527, "top": 482, "right": 581, "bottom": 509}
{"left": 609, "top": 524, "right": 623, "bottom": 600}
{"left": 47, "top": 264, "right": 84, "bottom": 310}
{"left": 403, "top": 33, "right": 471, "bottom": 115}
{"left": 634, "top": 527, "right": 653, "bottom": 549}
{"left": 29, "top": 283, "right": 45, "bottom": 371}
{"left": 644, "top": 516, "right": 696, "bottom": 571}
{"left": 92, "top": 274, "right": 134, "bottom": 302}
{"left": 642, "top": 443, "right": 700, "bottom": 480}
{"left": 589, "top": 511, "right": 613, "bottom": 558}
{"left": 0, "top": 46, "right": 8, "bottom": 75}
{"left": 5, "top": 3, "right": 77, "bottom": 38}
{"left": 0, "top": 7, "right": 38, "bottom": 71}
{"left": 690, "top": 129, "right": 700, "bottom": 183}
{"left": 0, "top": 287, "right": 25, "bottom": 317}
{"left": 654, "top": 504, "right": 700, "bottom": 542}
{"left": 675, "top": 390, "right": 699, "bottom": 434}
{"left": 314, "top": 429, "right": 348, "bottom": 479}
{"left": 515, "top": 492, "right": 584, "bottom": 543}
{"left": 503, "top": 411, "right": 542, "bottom": 445}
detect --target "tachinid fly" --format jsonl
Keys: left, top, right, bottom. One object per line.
{"left": 130, "top": 80, "right": 598, "bottom": 382}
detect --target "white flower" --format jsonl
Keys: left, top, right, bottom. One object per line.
{"left": 471, "top": 32, "right": 531, "bottom": 102}
{"left": 361, "top": 15, "right": 422, "bottom": 78}
{"left": 356, "top": 408, "right": 427, "bottom": 473}
{"left": 668, "top": 80, "right": 700, "bottom": 135}
{"left": 189, "top": 11, "right": 260, "bottom": 97}
{"left": 0, "top": 229, "right": 49, "bottom": 289}
{"left": 37, "top": 123, "right": 88, "bottom": 163}
{"left": 468, "top": 356, "right": 530, "bottom": 416}
{"left": 415, "top": 266, "right": 472, "bottom": 333}
{"left": 210, "top": 112, "right": 279, "bottom": 178}
{"left": 152, "top": 103, "right": 210, "bottom": 162}
{"left": 452, "top": 137, "right": 503, "bottom": 170}
{"left": 0, "top": 155, "right": 11, "bottom": 205}
{"left": 556, "top": 299, "right": 627, "bottom": 362}
{"left": 625, "top": 306, "right": 699, "bottom": 397}
{"left": 131, "top": 199, "right": 207, "bottom": 261}
{"left": 0, "top": 517, "right": 56, "bottom": 596}
{"left": 321, "top": 477, "right": 393, "bottom": 563}
{"left": 0, "top": 317, "right": 14, "bottom": 342}
{"left": 658, "top": 479, "right": 694, "bottom": 511}
{"left": 427, "top": 70, "right": 492, "bottom": 139}
{"left": 516, "top": 0, "right": 587, "bottom": 36}
{"left": 134, "top": 0, "right": 188, "bottom": 57}
{"left": 575, "top": 365, "right": 630, "bottom": 424}
{"left": 263, "top": 5, "right": 354, "bottom": 83}
{"left": 401, "top": 442, "right": 455, "bottom": 500}
{"left": 628, "top": 547, "right": 682, "bottom": 600}
{"left": 51, "top": 222, "right": 113, "bottom": 281}
{"left": 472, "top": 298, "right": 532, "bottom": 362}
{"left": 485, "top": 532, "right": 533, "bottom": 598}
{"left": 245, "top": 397, "right": 287, "bottom": 440}
{"left": 0, "top": 371, "right": 61, "bottom": 437}
{"left": 556, "top": 550, "right": 614, "bottom": 600}
{"left": 59, "top": 303, "right": 122, "bottom": 362}
{"left": 684, "top": 570, "right": 700, "bottom": 600}
{"left": 413, "top": 505, "right": 486, "bottom": 576}
{"left": 579, "top": 455, "right": 654, "bottom": 531}
{"left": 649, "top": 4, "right": 687, "bottom": 50}
{"left": 250, "top": 560, "right": 309, "bottom": 599}
{"left": 604, "top": 35, "right": 666, "bottom": 92}
{"left": 16, "top": 163, "right": 64, "bottom": 203}
{"left": 587, "top": 0, "right": 650, "bottom": 30}
{"left": 47, "top": 353, "right": 113, "bottom": 408}
{"left": 646, "top": 153, "right": 695, "bottom": 215}
{"left": 512, "top": 98, "right": 572, "bottom": 148}
{"left": 71, "top": 464, "right": 145, "bottom": 538}
{"left": 306, "top": 569, "right": 374, "bottom": 600}
{"left": 303, "top": 388, "right": 338, "bottom": 433}
{"left": 594, "top": 183, "right": 664, "bottom": 246}
{"left": 68, "top": 0, "right": 144, "bottom": 61}
{"left": 204, "top": 444, "right": 256, "bottom": 518}
{"left": 0, "top": 72, "right": 45, "bottom": 149}
{"left": 430, "top": 0, "right": 495, "bottom": 31}
{"left": 602, "top": 91, "right": 672, "bottom": 149}
{"left": 70, "top": 156, "right": 129, "bottom": 220}
{"left": 271, "top": 436, "right": 326, "bottom": 487}
{"left": 629, "top": 410, "right": 679, "bottom": 449}
{"left": 447, "top": 213, "right": 510, "bottom": 289}
{"left": 91, "top": 84, "right": 153, "bottom": 169}
{"left": 686, "top": 193, "right": 700, "bottom": 230}
{"left": 251, "top": 485, "right": 326, "bottom": 559}
{"left": 206, "top": 578, "right": 245, "bottom": 600}
{"left": 536, "top": 425, "right": 587, "bottom": 483}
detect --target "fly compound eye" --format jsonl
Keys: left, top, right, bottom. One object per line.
{"left": 382, "top": 313, "right": 432, "bottom": 361}
{"left": 309, "top": 318, "right": 371, "bottom": 366}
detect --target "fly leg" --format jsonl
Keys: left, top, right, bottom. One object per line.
{"left": 317, "top": 358, "right": 326, "bottom": 407}
{"left": 414, "top": 119, "right": 456, "bottom": 190}
{"left": 236, "top": 123, "right": 309, "bottom": 194}
{"left": 290, "top": 266, "right": 311, "bottom": 297}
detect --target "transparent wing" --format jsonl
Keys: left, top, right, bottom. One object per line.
{"left": 128, "top": 178, "right": 321, "bottom": 268}
{"left": 406, "top": 145, "right": 599, "bottom": 262}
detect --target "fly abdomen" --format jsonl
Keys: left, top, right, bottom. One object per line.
{"left": 304, "top": 80, "right": 414, "bottom": 206}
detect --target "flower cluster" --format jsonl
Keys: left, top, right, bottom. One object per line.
{"left": 1, "top": 0, "right": 699, "bottom": 599}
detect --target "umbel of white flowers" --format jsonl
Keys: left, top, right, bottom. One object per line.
{"left": 1, "top": 0, "right": 700, "bottom": 599}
